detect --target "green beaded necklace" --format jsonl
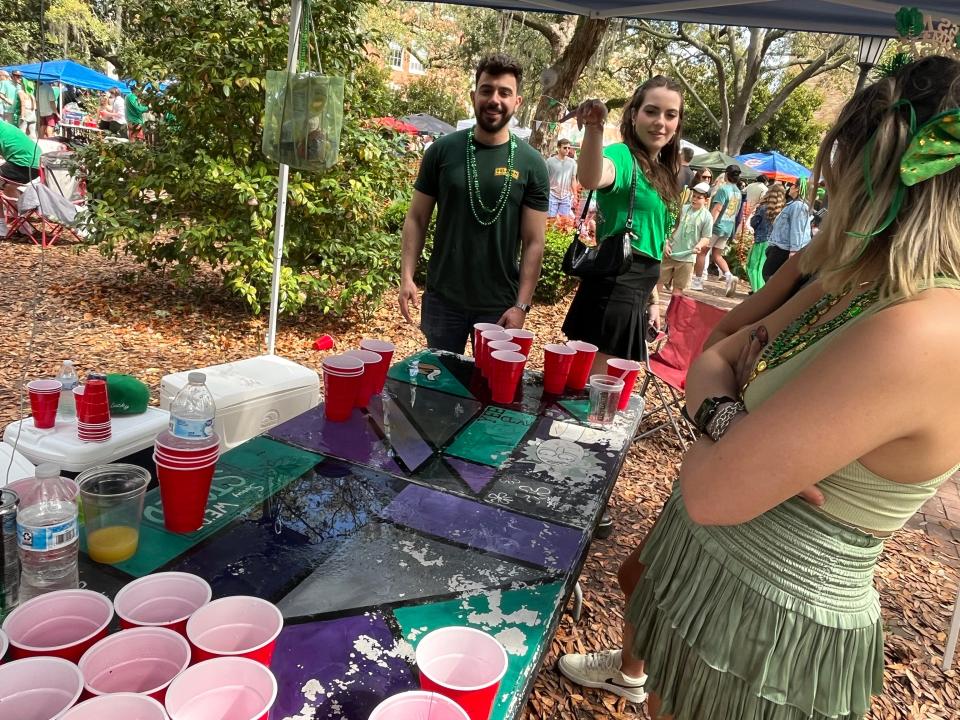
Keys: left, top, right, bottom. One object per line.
{"left": 466, "top": 128, "right": 517, "bottom": 226}
{"left": 745, "top": 286, "right": 881, "bottom": 389}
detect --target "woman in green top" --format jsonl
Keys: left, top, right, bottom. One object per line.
{"left": 561, "top": 76, "right": 682, "bottom": 369}
{"left": 559, "top": 55, "right": 960, "bottom": 719}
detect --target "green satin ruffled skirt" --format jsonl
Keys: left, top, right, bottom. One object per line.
{"left": 746, "top": 240, "right": 768, "bottom": 292}
{"left": 627, "top": 490, "right": 885, "bottom": 720}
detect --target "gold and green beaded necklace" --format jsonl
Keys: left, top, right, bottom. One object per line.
{"left": 466, "top": 128, "right": 517, "bottom": 226}
{"left": 745, "top": 286, "right": 881, "bottom": 389}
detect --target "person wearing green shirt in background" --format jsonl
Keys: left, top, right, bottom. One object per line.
{"left": 0, "top": 121, "right": 41, "bottom": 183}
{"left": 693, "top": 163, "right": 741, "bottom": 296}
{"left": 0, "top": 71, "right": 17, "bottom": 124}
{"left": 125, "top": 87, "right": 148, "bottom": 142}
{"left": 560, "top": 76, "right": 683, "bottom": 372}
{"left": 659, "top": 181, "right": 713, "bottom": 295}
{"left": 399, "top": 53, "right": 549, "bottom": 354}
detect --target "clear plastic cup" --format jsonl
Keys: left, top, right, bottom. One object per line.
{"left": 587, "top": 374, "right": 625, "bottom": 426}
{"left": 77, "top": 464, "right": 150, "bottom": 565}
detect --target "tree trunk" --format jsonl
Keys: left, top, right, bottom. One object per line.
{"left": 528, "top": 17, "right": 610, "bottom": 154}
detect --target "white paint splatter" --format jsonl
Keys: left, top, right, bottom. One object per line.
{"left": 282, "top": 702, "right": 317, "bottom": 720}
{"left": 495, "top": 627, "right": 528, "bottom": 656}
{"left": 301, "top": 679, "right": 325, "bottom": 702}
{"left": 354, "top": 635, "right": 389, "bottom": 668}
{"left": 467, "top": 590, "right": 539, "bottom": 627}
{"left": 398, "top": 539, "right": 444, "bottom": 567}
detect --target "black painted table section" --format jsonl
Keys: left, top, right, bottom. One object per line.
{"left": 78, "top": 350, "right": 644, "bottom": 720}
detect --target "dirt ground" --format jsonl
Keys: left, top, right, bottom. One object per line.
{"left": 1, "top": 243, "right": 957, "bottom": 718}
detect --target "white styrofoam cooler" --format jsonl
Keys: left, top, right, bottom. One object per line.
{"left": 2, "top": 407, "right": 170, "bottom": 474}
{"left": 0, "top": 444, "right": 38, "bottom": 486}
{"left": 159, "top": 355, "right": 319, "bottom": 451}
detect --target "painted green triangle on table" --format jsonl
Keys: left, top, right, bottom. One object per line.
{"left": 445, "top": 406, "right": 537, "bottom": 468}
{"left": 388, "top": 350, "right": 474, "bottom": 399}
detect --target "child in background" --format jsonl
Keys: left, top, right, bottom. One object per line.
{"left": 659, "top": 182, "right": 712, "bottom": 295}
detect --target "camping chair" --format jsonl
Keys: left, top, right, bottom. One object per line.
{"left": 2, "top": 152, "right": 85, "bottom": 248}
{"left": 635, "top": 295, "right": 728, "bottom": 448}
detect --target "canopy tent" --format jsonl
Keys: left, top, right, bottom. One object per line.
{"left": 402, "top": 113, "right": 457, "bottom": 135}
{"left": 4, "top": 59, "right": 127, "bottom": 93}
{"left": 680, "top": 138, "right": 707, "bottom": 156}
{"left": 736, "top": 151, "right": 812, "bottom": 182}
{"left": 690, "top": 150, "right": 761, "bottom": 179}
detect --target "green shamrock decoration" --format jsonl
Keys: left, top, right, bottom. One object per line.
{"left": 895, "top": 6, "right": 925, "bottom": 38}
{"left": 899, "top": 109, "right": 960, "bottom": 187}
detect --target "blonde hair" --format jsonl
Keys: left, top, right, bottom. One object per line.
{"left": 763, "top": 183, "right": 786, "bottom": 223}
{"left": 801, "top": 56, "right": 960, "bottom": 299}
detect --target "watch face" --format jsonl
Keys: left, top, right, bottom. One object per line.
{"left": 693, "top": 398, "right": 718, "bottom": 428}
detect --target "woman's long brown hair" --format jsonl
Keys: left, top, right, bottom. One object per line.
{"left": 619, "top": 75, "right": 684, "bottom": 204}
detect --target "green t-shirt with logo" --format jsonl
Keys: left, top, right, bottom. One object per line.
{"left": 711, "top": 181, "right": 742, "bottom": 237}
{"left": 596, "top": 143, "right": 670, "bottom": 261}
{"left": 414, "top": 129, "right": 549, "bottom": 313}
{"left": 0, "top": 121, "right": 40, "bottom": 168}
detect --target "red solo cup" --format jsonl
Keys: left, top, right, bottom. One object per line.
{"left": 27, "top": 379, "right": 62, "bottom": 429}
{"left": 155, "top": 430, "right": 220, "bottom": 459}
{"left": 472, "top": 323, "right": 501, "bottom": 367}
{"left": 164, "top": 657, "right": 276, "bottom": 720}
{"left": 344, "top": 349, "right": 382, "bottom": 408}
{"left": 505, "top": 328, "right": 535, "bottom": 356}
{"left": 83, "top": 378, "right": 109, "bottom": 404}
{"left": 62, "top": 693, "right": 169, "bottom": 720}
{"left": 542, "top": 343, "right": 576, "bottom": 395}
{"left": 0, "top": 656, "right": 84, "bottom": 719}
{"left": 2, "top": 589, "right": 114, "bottom": 663}
{"left": 0, "top": 628, "right": 7, "bottom": 662}
{"left": 607, "top": 358, "right": 643, "bottom": 411}
{"left": 480, "top": 330, "right": 510, "bottom": 379}
{"left": 416, "top": 627, "right": 508, "bottom": 720}
{"left": 153, "top": 453, "right": 218, "bottom": 470}
{"left": 154, "top": 445, "right": 220, "bottom": 464}
{"left": 79, "top": 627, "right": 190, "bottom": 703}
{"left": 186, "top": 596, "right": 283, "bottom": 666}
{"left": 359, "top": 339, "right": 395, "bottom": 393}
{"left": 155, "top": 460, "right": 216, "bottom": 533}
{"left": 565, "top": 340, "right": 599, "bottom": 391}
{"left": 486, "top": 340, "right": 521, "bottom": 360}
{"left": 488, "top": 350, "right": 526, "bottom": 405}
{"left": 369, "top": 691, "right": 470, "bottom": 720}
{"left": 115, "top": 572, "right": 213, "bottom": 636}
{"left": 322, "top": 355, "right": 363, "bottom": 422}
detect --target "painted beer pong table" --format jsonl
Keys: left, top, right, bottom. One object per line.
{"left": 77, "top": 350, "right": 644, "bottom": 720}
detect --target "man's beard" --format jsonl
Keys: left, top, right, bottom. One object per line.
{"left": 475, "top": 103, "right": 513, "bottom": 134}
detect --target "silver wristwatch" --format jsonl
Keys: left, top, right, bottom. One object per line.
{"left": 704, "top": 400, "right": 746, "bottom": 442}
{"left": 514, "top": 302, "right": 531, "bottom": 313}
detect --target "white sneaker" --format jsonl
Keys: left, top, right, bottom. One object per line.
{"left": 557, "top": 649, "right": 648, "bottom": 703}
{"left": 690, "top": 275, "right": 704, "bottom": 291}
{"left": 724, "top": 273, "right": 737, "bottom": 297}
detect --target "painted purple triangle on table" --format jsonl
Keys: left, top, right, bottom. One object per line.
{"left": 445, "top": 456, "right": 496, "bottom": 493}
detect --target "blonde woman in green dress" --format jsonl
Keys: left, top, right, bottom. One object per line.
{"left": 559, "top": 54, "right": 960, "bottom": 720}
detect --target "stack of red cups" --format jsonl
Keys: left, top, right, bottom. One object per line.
{"left": 153, "top": 430, "right": 221, "bottom": 533}
{"left": 343, "top": 349, "right": 382, "bottom": 409}
{"left": 27, "top": 379, "right": 62, "bottom": 430}
{"left": 77, "top": 379, "right": 111, "bottom": 442}
{"left": 488, "top": 350, "right": 527, "bottom": 404}
{"left": 322, "top": 355, "right": 364, "bottom": 422}
{"left": 358, "top": 339, "right": 395, "bottom": 393}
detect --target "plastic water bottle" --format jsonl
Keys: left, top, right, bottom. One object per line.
{"left": 169, "top": 372, "right": 216, "bottom": 441}
{"left": 17, "top": 463, "right": 79, "bottom": 601}
{"left": 55, "top": 360, "right": 79, "bottom": 419}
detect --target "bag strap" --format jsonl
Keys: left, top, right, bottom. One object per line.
{"left": 624, "top": 157, "right": 638, "bottom": 231}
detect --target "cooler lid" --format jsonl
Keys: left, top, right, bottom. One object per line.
{"left": 0, "top": 444, "right": 37, "bottom": 486}
{"left": 160, "top": 355, "right": 320, "bottom": 410}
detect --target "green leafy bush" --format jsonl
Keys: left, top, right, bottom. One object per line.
{"left": 536, "top": 219, "right": 578, "bottom": 304}
{"left": 77, "top": 0, "right": 415, "bottom": 317}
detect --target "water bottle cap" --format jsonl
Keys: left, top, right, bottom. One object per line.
{"left": 188, "top": 372, "right": 206, "bottom": 384}
{"left": 62, "top": 360, "right": 74, "bottom": 366}
{"left": 35, "top": 463, "right": 61, "bottom": 479}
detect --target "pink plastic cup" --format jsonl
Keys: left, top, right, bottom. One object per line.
{"left": 79, "top": 627, "right": 190, "bottom": 703}
{"left": 359, "top": 339, "right": 396, "bottom": 393}
{"left": 416, "top": 627, "right": 508, "bottom": 720}
{"left": 0, "top": 628, "right": 7, "bottom": 663}
{"left": 480, "top": 330, "right": 511, "bottom": 379}
{"left": 62, "top": 693, "right": 169, "bottom": 720}
{"left": 114, "top": 572, "right": 213, "bottom": 636}
{"left": 186, "top": 596, "right": 283, "bottom": 665}
{"left": 344, "top": 349, "right": 382, "bottom": 409}
{"left": 368, "top": 691, "right": 470, "bottom": 720}
{"left": 164, "top": 657, "right": 277, "bottom": 720}
{"left": 155, "top": 461, "right": 216, "bottom": 533}
{"left": 0, "top": 656, "right": 84, "bottom": 720}
{"left": 542, "top": 343, "right": 576, "bottom": 395}
{"left": 488, "top": 350, "right": 526, "bottom": 405}
{"left": 322, "top": 355, "right": 363, "bottom": 422}
{"left": 505, "top": 328, "right": 534, "bottom": 357}
{"left": 2, "top": 589, "right": 114, "bottom": 663}
{"left": 565, "top": 340, "right": 599, "bottom": 391}
{"left": 28, "top": 379, "right": 62, "bottom": 429}
{"left": 606, "top": 358, "right": 643, "bottom": 411}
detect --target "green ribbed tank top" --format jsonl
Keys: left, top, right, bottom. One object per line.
{"left": 743, "top": 278, "right": 960, "bottom": 534}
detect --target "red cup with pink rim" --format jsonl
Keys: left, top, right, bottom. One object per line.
{"left": 606, "top": 358, "right": 643, "bottom": 411}
{"left": 2, "top": 589, "right": 114, "bottom": 663}
{"left": 505, "top": 328, "right": 534, "bottom": 356}
{"left": 114, "top": 572, "right": 213, "bottom": 636}
{"left": 343, "top": 349, "right": 382, "bottom": 409}
{"left": 153, "top": 438, "right": 218, "bottom": 533}
{"left": 185, "top": 595, "right": 283, "bottom": 665}
{"left": 565, "top": 340, "right": 599, "bottom": 391}
{"left": 472, "top": 323, "right": 501, "bottom": 371}
{"left": 62, "top": 693, "right": 169, "bottom": 720}
{"left": 486, "top": 340, "right": 521, "bottom": 359}
{"left": 321, "top": 354, "right": 364, "bottom": 422}
{"left": 0, "top": 656, "right": 84, "bottom": 719}
{"left": 164, "top": 656, "right": 277, "bottom": 720}
{"left": 488, "top": 350, "right": 526, "bottom": 404}
{"left": 479, "top": 330, "right": 511, "bottom": 379}
{"left": 27, "top": 379, "right": 62, "bottom": 430}
{"left": 542, "top": 343, "right": 576, "bottom": 395}
{"left": 359, "top": 338, "right": 396, "bottom": 393}
{"left": 368, "top": 691, "right": 469, "bottom": 720}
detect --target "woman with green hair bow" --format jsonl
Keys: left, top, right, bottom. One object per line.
{"left": 559, "top": 54, "right": 960, "bottom": 720}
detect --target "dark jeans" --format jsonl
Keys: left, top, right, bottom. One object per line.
{"left": 420, "top": 290, "right": 505, "bottom": 354}
{"left": 762, "top": 245, "right": 791, "bottom": 283}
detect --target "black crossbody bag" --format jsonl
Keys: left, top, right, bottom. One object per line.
{"left": 561, "top": 159, "right": 637, "bottom": 278}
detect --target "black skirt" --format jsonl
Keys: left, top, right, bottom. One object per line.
{"left": 561, "top": 254, "right": 661, "bottom": 362}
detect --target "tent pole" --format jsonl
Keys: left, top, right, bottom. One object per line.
{"left": 266, "top": 0, "right": 303, "bottom": 356}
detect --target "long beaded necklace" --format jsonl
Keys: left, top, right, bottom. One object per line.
{"left": 744, "top": 286, "right": 881, "bottom": 389}
{"left": 466, "top": 128, "right": 517, "bottom": 226}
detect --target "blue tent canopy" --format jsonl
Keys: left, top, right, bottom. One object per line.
{"left": 4, "top": 59, "right": 127, "bottom": 93}
{"left": 736, "top": 151, "right": 812, "bottom": 182}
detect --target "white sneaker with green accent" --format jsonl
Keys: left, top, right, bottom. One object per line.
{"left": 557, "top": 649, "right": 648, "bottom": 703}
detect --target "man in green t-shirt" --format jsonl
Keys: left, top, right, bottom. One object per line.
{"left": 0, "top": 121, "right": 41, "bottom": 183}
{"left": 400, "top": 54, "right": 549, "bottom": 354}
{"left": 0, "top": 71, "right": 17, "bottom": 125}
{"left": 125, "top": 88, "right": 149, "bottom": 142}
{"left": 693, "top": 164, "right": 741, "bottom": 295}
